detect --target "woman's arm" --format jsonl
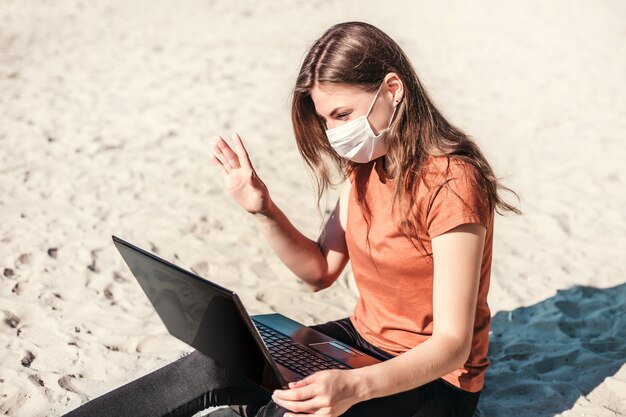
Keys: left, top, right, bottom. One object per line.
{"left": 271, "top": 222, "right": 486, "bottom": 416}
{"left": 352, "top": 222, "right": 486, "bottom": 400}
{"left": 211, "top": 133, "right": 351, "bottom": 293}
{"left": 253, "top": 178, "right": 351, "bottom": 292}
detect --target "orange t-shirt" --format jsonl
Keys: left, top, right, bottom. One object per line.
{"left": 346, "top": 155, "right": 494, "bottom": 393}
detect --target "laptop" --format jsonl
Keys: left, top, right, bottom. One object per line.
{"left": 111, "top": 235, "right": 383, "bottom": 393}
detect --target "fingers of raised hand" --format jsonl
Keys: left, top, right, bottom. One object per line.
{"left": 212, "top": 136, "right": 241, "bottom": 170}
{"left": 210, "top": 154, "right": 228, "bottom": 177}
{"left": 211, "top": 140, "right": 231, "bottom": 172}
{"left": 231, "top": 132, "right": 253, "bottom": 170}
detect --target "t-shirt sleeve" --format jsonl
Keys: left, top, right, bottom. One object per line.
{"left": 426, "top": 161, "right": 492, "bottom": 238}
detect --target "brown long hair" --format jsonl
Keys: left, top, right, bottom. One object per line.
{"left": 291, "top": 21, "right": 521, "bottom": 256}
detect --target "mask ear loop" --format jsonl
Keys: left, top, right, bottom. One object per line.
{"left": 385, "top": 102, "right": 399, "bottom": 131}
{"left": 365, "top": 83, "right": 384, "bottom": 118}
{"left": 367, "top": 83, "right": 400, "bottom": 133}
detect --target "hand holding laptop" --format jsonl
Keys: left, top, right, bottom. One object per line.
{"left": 272, "top": 368, "right": 364, "bottom": 417}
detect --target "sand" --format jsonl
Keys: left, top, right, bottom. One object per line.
{"left": 1, "top": 0, "right": 625, "bottom": 416}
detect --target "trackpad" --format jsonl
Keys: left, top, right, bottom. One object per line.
{"left": 308, "top": 341, "right": 364, "bottom": 357}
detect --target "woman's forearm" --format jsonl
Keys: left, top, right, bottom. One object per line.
{"left": 351, "top": 334, "right": 470, "bottom": 401}
{"left": 252, "top": 199, "right": 328, "bottom": 291}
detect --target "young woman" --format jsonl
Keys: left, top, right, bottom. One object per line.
{"left": 63, "top": 21, "right": 519, "bottom": 417}
{"left": 210, "top": 20, "right": 520, "bottom": 417}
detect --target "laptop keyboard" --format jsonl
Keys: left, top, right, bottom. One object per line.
{"left": 253, "top": 321, "right": 350, "bottom": 376}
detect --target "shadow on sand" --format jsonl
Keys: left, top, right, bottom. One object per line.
{"left": 476, "top": 282, "right": 626, "bottom": 416}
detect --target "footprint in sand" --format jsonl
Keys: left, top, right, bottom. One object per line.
{"left": 27, "top": 374, "right": 45, "bottom": 387}
{"left": 3, "top": 311, "right": 20, "bottom": 329}
{"left": 502, "top": 342, "right": 535, "bottom": 362}
{"left": 11, "top": 282, "right": 21, "bottom": 295}
{"left": 58, "top": 375, "right": 89, "bottom": 402}
{"left": 21, "top": 351, "right": 35, "bottom": 368}
{"left": 554, "top": 300, "right": 580, "bottom": 318}
{"left": 87, "top": 249, "right": 100, "bottom": 273}
{"left": 17, "top": 253, "right": 32, "bottom": 265}
{"left": 531, "top": 348, "right": 579, "bottom": 374}
{"left": 103, "top": 285, "right": 114, "bottom": 301}
{"left": 113, "top": 271, "right": 129, "bottom": 283}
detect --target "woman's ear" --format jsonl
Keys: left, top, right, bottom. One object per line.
{"left": 384, "top": 72, "right": 404, "bottom": 105}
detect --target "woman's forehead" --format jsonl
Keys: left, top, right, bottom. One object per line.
{"left": 310, "top": 82, "right": 363, "bottom": 98}
{"left": 310, "top": 82, "right": 370, "bottom": 114}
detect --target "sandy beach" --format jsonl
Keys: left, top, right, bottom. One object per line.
{"left": 1, "top": 1, "right": 625, "bottom": 416}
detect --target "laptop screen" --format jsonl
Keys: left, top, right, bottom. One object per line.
{"left": 112, "top": 236, "right": 283, "bottom": 392}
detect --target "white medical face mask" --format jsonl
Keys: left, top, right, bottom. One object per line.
{"left": 324, "top": 83, "right": 398, "bottom": 163}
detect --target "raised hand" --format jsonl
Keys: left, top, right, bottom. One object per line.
{"left": 210, "top": 132, "right": 272, "bottom": 215}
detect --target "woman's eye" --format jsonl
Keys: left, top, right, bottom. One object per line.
{"left": 337, "top": 113, "right": 350, "bottom": 119}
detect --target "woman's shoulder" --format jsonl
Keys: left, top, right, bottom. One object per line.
{"left": 421, "top": 155, "right": 493, "bottom": 235}
{"left": 421, "top": 154, "right": 481, "bottom": 186}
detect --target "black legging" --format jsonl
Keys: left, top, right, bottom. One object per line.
{"left": 62, "top": 317, "right": 481, "bottom": 417}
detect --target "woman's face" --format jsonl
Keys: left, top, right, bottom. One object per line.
{"left": 309, "top": 74, "right": 402, "bottom": 134}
